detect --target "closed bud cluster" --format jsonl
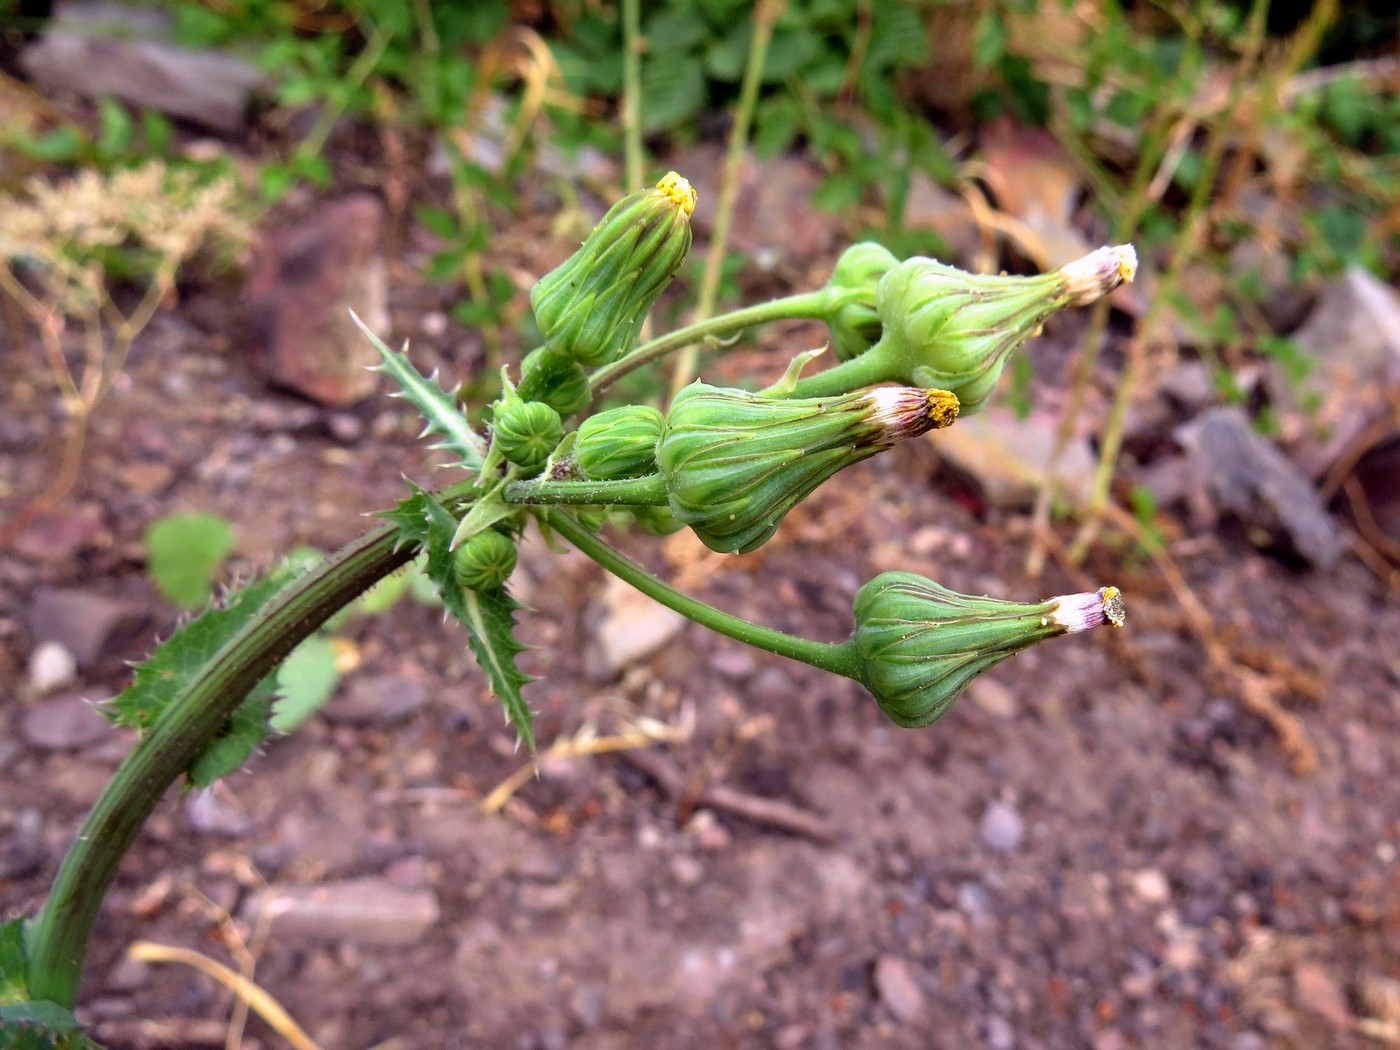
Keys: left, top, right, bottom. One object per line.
{"left": 852, "top": 244, "right": 1137, "bottom": 413}
{"left": 493, "top": 398, "right": 563, "bottom": 474}
{"left": 575, "top": 405, "right": 664, "bottom": 479}
{"left": 516, "top": 348, "right": 592, "bottom": 415}
{"left": 824, "top": 241, "right": 899, "bottom": 361}
{"left": 530, "top": 171, "right": 696, "bottom": 367}
{"left": 454, "top": 529, "right": 518, "bottom": 592}
{"left": 657, "top": 382, "right": 959, "bottom": 554}
{"left": 851, "top": 572, "right": 1125, "bottom": 727}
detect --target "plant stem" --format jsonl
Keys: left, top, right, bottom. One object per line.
{"left": 668, "top": 0, "right": 781, "bottom": 396}
{"left": 589, "top": 289, "right": 833, "bottom": 396}
{"left": 505, "top": 473, "right": 667, "bottom": 506}
{"left": 22, "top": 481, "right": 479, "bottom": 1005}
{"left": 621, "top": 0, "right": 644, "bottom": 191}
{"left": 788, "top": 344, "right": 891, "bottom": 398}
{"left": 543, "top": 509, "right": 860, "bottom": 678}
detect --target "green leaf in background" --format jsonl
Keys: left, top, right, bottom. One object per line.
{"left": 187, "top": 677, "right": 276, "bottom": 787}
{"left": 269, "top": 634, "right": 341, "bottom": 733}
{"left": 144, "top": 512, "right": 236, "bottom": 609}
{"left": 641, "top": 55, "right": 707, "bottom": 134}
{"left": 1, "top": 918, "right": 27, "bottom": 1004}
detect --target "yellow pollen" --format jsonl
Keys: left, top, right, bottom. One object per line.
{"left": 1114, "top": 246, "right": 1138, "bottom": 283}
{"left": 657, "top": 171, "right": 698, "bottom": 216}
{"left": 925, "top": 388, "right": 960, "bottom": 430}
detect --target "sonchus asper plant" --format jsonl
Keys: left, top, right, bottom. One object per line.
{"left": 2, "top": 172, "right": 1131, "bottom": 1042}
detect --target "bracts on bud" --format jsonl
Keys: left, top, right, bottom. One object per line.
{"left": 530, "top": 172, "right": 696, "bottom": 368}
{"left": 656, "top": 382, "right": 959, "bottom": 554}
{"left": 850, "top": 572, "right": 1125, "bottom": 727}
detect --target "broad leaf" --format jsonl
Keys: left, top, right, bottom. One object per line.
{"left": 186, "top": 678, "right": 276, "bottom": 788}
{"left": 144, "top": 512, "right": 236, "bottom": 609}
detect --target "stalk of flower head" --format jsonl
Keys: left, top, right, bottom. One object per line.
{"left": 849, "top": 572, "right": 1126, "bottom": 727}
{"left": 793, "top": 244, "right": 1138, "bottom": 411}
{"left": 657, "top": 382, "right": 960, "bottom": 554}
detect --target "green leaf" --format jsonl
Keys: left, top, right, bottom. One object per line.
{"left": 269, "top": 634, "right": 341, "bottom": 733}
{"left": 355, "top": 566, "right": 412, "bottom": 615}
{"left": 95, "top": 97, "right": 133, "bottom": 158}
{"left": 0, "top": 990, "right": 101, "bottom": 1049}
{"left": 421, "top": 491, "right": 534, "bottom": 753}
{"left": 640, "top": 54, "right": 706, "bottom": 133}
{"left": 355, "top": 313, "right": 487, "bottom": 471}
{"left": 186, "top": 677, "right": 275, "bottom": 788}
{"left": 0, "top": 918, "right": 27, "bottom": 1004}
{"left": 145, "top": 512, "right": 236, "bottom": 608}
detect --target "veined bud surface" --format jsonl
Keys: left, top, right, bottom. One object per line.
{"left": 852, "top": 571, "right": 1125, "bottom": 727}
{"left": 868, "top": 244, "right": 1137, "bottom": 413}
{"left": 517, "top": 347, "right": 592, "bottom": 415}
{"left": 530, "top": 171, "right": 696, "bottom": 367}
{"left": 454, "top": 529, "right": 518, "bottom": 592}
{"left": 825, "top": 241, "right": 899, "bottom": 361}
{"left": 657, "top": 382, "right": 959, "bottom": 554}
{"left": 494, "top": 398, "right": 563, "bottom": 474}
{"left": 576, "top": 405, "right": 664, "bottom": 479}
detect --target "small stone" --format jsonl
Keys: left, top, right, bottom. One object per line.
{"left": 1293, "top": 961, "right": 1351, "bottom": 1026}
{"left": 105, "top": 955, "right": 153, "bottom": 993}
{"left": 0, "top": 808, "right": 45, "bottom": 880}
{"left": 184, "top": 789, "right": 251, "bottom": 837}
{"left": 27, "top": 641, "right": 77, "bottom": 694}
{"left": 325, "top": 412, "right": 364, "bottom": 444}
{"left": 873, "top": 956, "right": 927, "bottom": 1023}
{"left": 246, "top": 195, "right": 387, "bottom": 407}
{"left": 670, "top": 854, "right": 705, "bottom": 887}
{"left": 322, "top": 674, "right": 429, "bottom": 725}
{"left": 985, "top": 1015, "right": 1015, "bottom": 1050}
{"left": 241, "top": 879, "right": 439, "bottom": 946}
{"left": 685, "top": 809, "right": 731, "bottom": 851}
{"left": 1176, "top": 406, "right": 1344, "bottom": 569}
{"left": 518, "top": 880, "right": 578, "bottom": 913}
{"left": 568, "top": 984, "right": 606, "bottom": 1028}
{"left": 1361, "top": 974, "right": 1400, "bottom": 1023}
{"left": 934, "top": 406, "right": 1097, "bottom": 510}
{"left": 956, "top": 880, "right": 992, "bottom": 919}
{"left": 586, "top": 573, "right": 687, "bottom": 679}
{"left": 27, "top": 588, "right": 149, "bottom": 669}
{"left": 709, "top": 646, "right": 757, "bottom": 680}
{"left": 12, "top": 503, "right": 106, "bottom": 563}
{"left": 968, "top": 678, "right": 1018, "bottom": 719}
{"left": 20, "top": 692, "right": 116, "bottom": 750}
{"left": 979, "top": 799, "right": 1025, "bottom": 853}
{"left": 1130, "top": 869, "right": 1171, "bottom": 905}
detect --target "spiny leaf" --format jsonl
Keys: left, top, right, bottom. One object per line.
{"left": 420, "top": 490, "right": 535, "bottom": 754}
{"left": 380, "top": 486, "right": 433, "bottom": 548}
{"left": 353, "top": 311, "right": 487, "bottom": 471}
{"left": 186, "top": 677, "right": 275, "bottom": 788}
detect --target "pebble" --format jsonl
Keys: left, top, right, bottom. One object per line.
{"left": 969, "top": 678, "right": 1019, "bottom": 719}
{"left": 956, "top": 880, "right": 992, "bottom": 919}
{"left": 241, "top": 879, "right": 439, "bottom": 946}
{"left": 685, "top": 809, "right": 732, "bottom": 851}
{"left": 979, "top": 799, "right": 1025, "bottom": 853}
{"left": 322, "top": 674, "right": 429, "bottom": 725}
{"left": 985, "top": 1014, "right": 1016, "bottom": 1050}
{"left": 873, "top": 956, "right": 927, "bottom": 1023}
{"left": 586, "top": 574, "right": 687, "bottom": 679}
{"left": 1293, "top": 961, "right": 1351, "bottom": 1026}
{"left": 20, "top": 692, "right": 116, "bottom": 750}
{"left": 1130, "top": 868, "right": 1171, "bottom": 905}
{"left": 27, "top": 588, "right": 149, "bottom": 669}
{"left": 183, "top": 788, "right": 252, "bottom": 837}
{"left": 670, "top": 854, "right": 705, "bottom": 887}
{"left": 27, "top": 640, "right": 77, "bottom": 694}
{"left": 568, "top": 984, "right": 606, "bottom": 1028}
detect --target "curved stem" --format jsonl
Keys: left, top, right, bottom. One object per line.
{"left": 505, "top": 473, "right": 666, "bottom": 507}
{"left": 621, "top": 0, "right": 644, "bottom": 191}
{"left": 788, "top": 344, "right": 892, "bottom": 398}
{"left": 544, "top": 509, "right": 860, "bottom": 678}
{"left": 589, "top": 289, "right": 833, "bottom": 396}
{"left": 24, "top": 479, "right": 479, "bottom": 1006}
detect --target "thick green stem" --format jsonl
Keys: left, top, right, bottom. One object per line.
{"left": 621, "top": 0, "right": 644, "bottom": 191}
{"left": 588, "top": 289, "right": 833, "bottom": 396}
{"left": 789, "top": 344, "right": 892, "bottom": 398}
{"left": 505, "top": 473, "right": 667, "bottom": 507}
{"left": 544, "top": 509, "right": 861, "bottom": 678}
{"left": 22, "top": 480, "right": 478, "bottom": 1005}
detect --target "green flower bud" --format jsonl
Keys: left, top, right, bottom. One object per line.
{"left": 631, "top": 503, "right": 685, "bottom": 536}
{"left": 517, "top": 347, "right": 592, "bottom": 415}
{"left": 657, "top": 382, "right": 960, "bottom": 554}
{"left": 803, "top": 245, "right": 1137, "bottom": 412}
{"left": 852, "top": 572, "right": 1126, "bottom": 727}
{"left": 825, "top": 241, "right": 899, "bottom": 361}
{"left": 530, "top": 171, "right": 697, "bottom": 367}
{"left": 494, "top": 399, "right": 563, "bottom": 474}
{"left": 454, "top": 529, "right": 518, "bottom": 592}
{"left": 576, "top": 405, "right": 664, "bottom": 480}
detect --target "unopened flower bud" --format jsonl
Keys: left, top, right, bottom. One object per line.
{"left": 517, "top": 348, "right": 592, "bottom": 415}
{"left": 794, "top": 244, "right": 1137, "bottom": 411}
{"left": 825, "top": 241, "right": 899, "bottom": 361}
{"left": 494, "top": 398, "right": 563, "bottom": 474}
{"left": 657, "top": 382, "right": 959, "bottom": 554}
{"left": 530, "top": 171, "right": 696, "bottom": 367}
{"left": 576, "top": 405, "right": 664, "bottom": 479}
{"left": 454, "top": 529, "right": 518, "bottom": 592}
{"left": 851, "top": 572, "right": 1125, "bottom": 727}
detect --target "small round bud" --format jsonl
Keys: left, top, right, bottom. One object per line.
{"left": 494, "top": 399, "right": 563, "bottom": 474}
{"left": 657, "top": 382, "right": 959, "bottom": 554}
{"left": 825, "top": 241, "right": 899, "bottom": 361}
{"left": 576, "top": 405, "right": 664, "bottom": 479}
{"left": 530, "top": 172, "right": 696, "bottom": 367}
{"left": 454, "top": 529, "right": 518, "bottom": 592}
{"left": 851, "top": 572, "right": 1125, "bottom": 727}
{"left": 631, "top": 503, "right": 686, "bottom": 536}
{"left": 517, "top": 348, "right": 592, "bottom": 415}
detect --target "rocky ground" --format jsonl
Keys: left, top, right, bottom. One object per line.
{"left": 3, "top": 25, "right": 1400, "bottom": 1047}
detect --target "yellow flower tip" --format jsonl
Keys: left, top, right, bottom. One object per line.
{"left": 925, "top": 388, "right": 961, "bottom": 430}
{"left": 1113, "top": 245, "right": 1138, "bottom": 284}
{"left": 1100, "top": 585, "right": 1127, "bottom": 627}
{"left": 656, "top": 171, "right": 697, "bottom": 216}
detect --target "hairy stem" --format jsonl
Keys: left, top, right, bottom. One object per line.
{"left": 505, "top": 473, "right": 667, "bottom": 507}
{"left": 544, "top": 509, "right": 860, "bottom": 677}
{"left": 621, "top": 0, "right": 644, "bottom": 191}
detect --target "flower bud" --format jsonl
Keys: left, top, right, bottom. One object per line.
{"left": 517, "top": 348, "right": 592, "bottom": 415}
{"left": 657, "top": 382, "right": 959, "bottom": 554}
{"left": 851, "top": 572, "right": 1125, "bottom": 727}
{"left": 797, "top": 244, "right": 1137, "bottom": 411}
{"left": 494, "top": 398, "right": 563, "bottom": 474}
{"left": 631, "top": 503, "right": 686, "bottom": 536}
{"left": 576, "top": 405, "right": 664, "bottom": 479}
{"left": 454, "top": 528, "right": 518, "bottom": 592}
{"left": 530, "top": 171, "right": 697, "bottom": 367}
{"left": 825, "top": 241, "right": 899, "bottom": 361}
